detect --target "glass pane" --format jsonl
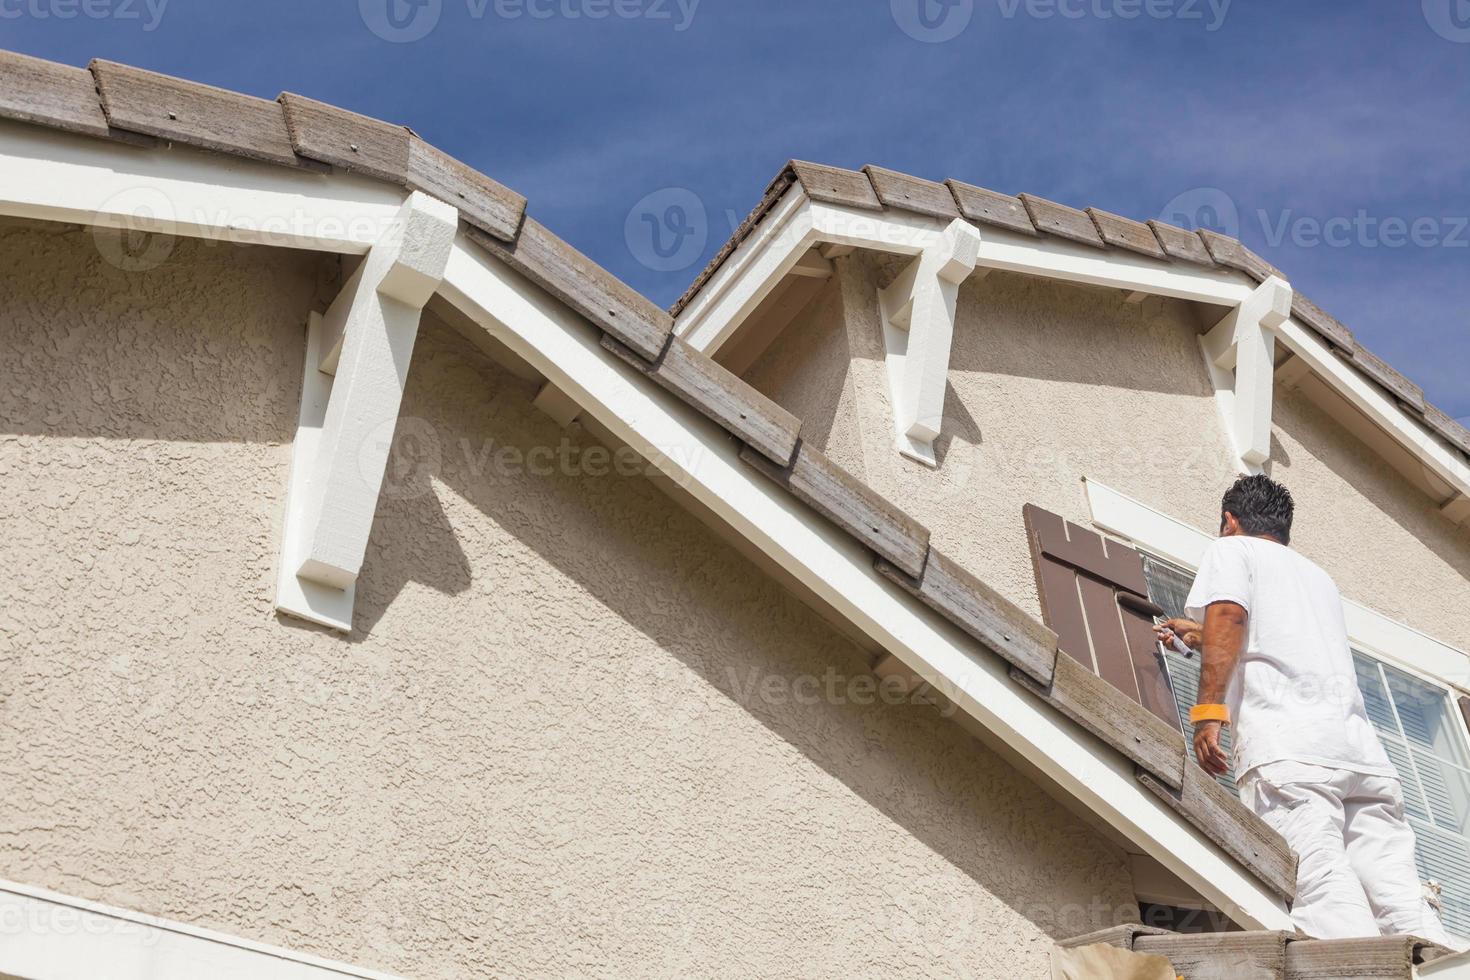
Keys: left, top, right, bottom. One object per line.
{"left": 1142, "top": 554, "right": 1237, "bottom": 792}
{"left": 1413, "top": 748, "right": 1470, "bottom": 836}
{"left": 1383, "top": 661, "right": 1470, "bottom": 767}
{"left": 1383, "top": 734, "right": 1433, "bottom": 822}
{"left": 1410, "top": 817, "right": 1470, "bottom": 941}
{"left": 1140, "top": 554, "right": 1194, "bottom": 620}
{"left": 1353, "top": 652, "right": 1398, "bottom": 735}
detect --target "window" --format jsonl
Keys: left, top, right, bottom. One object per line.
{"left": 1141, "top": 553, "right": 1238, "bottom": 791}
{"left": 1140, "top": 551, "right": 1470, "bottom": 939}
{"left": 1354, "top": 654, "right": 1470, "bottom": 939}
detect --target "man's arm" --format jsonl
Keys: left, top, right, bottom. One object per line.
{"left": 1194, "top": 600, "right": 1248, "bottom": 776}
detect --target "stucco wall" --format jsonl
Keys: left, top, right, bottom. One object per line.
{"left": 0, "top": 218, "right": 1138, "bottom": 979}
{"left": 744, "top": 252, "right": 1470, "bottom": 655}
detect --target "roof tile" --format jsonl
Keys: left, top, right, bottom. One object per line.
{"left": 279, "top": 92, "right": 410, "bottom": 183}
{"left": 863, "top": 165, "right": 960, "bottom": 220}
{"left": 90, "top": 59, "right": 321, "bottom": 170}
{"left": 1425, "top": 405, "right": 1470, "bottom": 458}
{"left": 1197, "top": 228, "right": 1284, "bottom": 282}
{"left": 468, "top": 219, "right": 670, "bottom": 360}
{"left": 1342, "top": 345, "right": 1427, "bottom": 414}
{"left": 1019, "top": 193, "right": 1106, "bottom": 248}
{"left": 0, "top": 50, "right": 152, "bottom": 147}
{"left": 876, "top": 550, "right": 1059, "bottom": 686}
{"left": 1290, "top": 291, "right": 1358, "bottom": 353}
{"left": 1087, "top": 208, "right": 1167, "bottom": 260}
{"left": 947, "top": 180, "right": 1038, "bottom": 236}
{"left": 788, "top": 160, "right": 882, "bottom": 211}
{"left": 741, "top": 442, "right": 930, "bottom": 579}
{"left": 1146, "top": 220, "right": 1215, "bottom": 266}
{"left": 602, "top": 333, "right": 801, "bottom": 466}
{"left": 408, "top": 137, "right": 525, "bottom": 243}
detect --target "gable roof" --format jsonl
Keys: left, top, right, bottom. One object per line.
{"left": 0, "top": 48, "right": 1297, "bottom": 912}
{"left": 673, "top": 160, "right": 1470, "bottom": 464}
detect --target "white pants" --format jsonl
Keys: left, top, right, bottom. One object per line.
{"left": 1240, "top": 761, "right": 1455, "bottom": 946}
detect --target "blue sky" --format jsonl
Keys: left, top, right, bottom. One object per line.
{"left": 4, "top": 0, "right": 1467, "bottom": 419}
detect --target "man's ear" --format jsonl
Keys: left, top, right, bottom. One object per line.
{"left": 1221, "top": 511, "right": 1242, "bottom": 537}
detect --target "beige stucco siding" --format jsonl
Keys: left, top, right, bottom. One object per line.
{"left": 0, "top": 219, "right": 1137, "bottom": 979}
{"left": 746, "top": 253, "right": 1470, "bottom": 656}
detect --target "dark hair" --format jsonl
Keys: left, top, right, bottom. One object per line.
{"left": 1221, "top": 475, "right": 1295, "bottom": 544}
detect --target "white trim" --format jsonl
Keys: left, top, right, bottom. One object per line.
{"left": 1199, "top": 277, "right": 1293, "bottom": 472}
{"left": 440, "top": 237, "right": 1291, "bottom": 930}
{"left": 0, "top": 120, "right": 403, "bottom": 254}
{"left": 877, "top": 218, "right": 982, "bottom": 464}
{"left": 274, "top": 192, "right": 458, "bottom": 630}
{"left": 0, "top": 879, "right": 403, "bottom": 980}
{"left": 1083, "top": 479, "right": 1470, "bottom": 690}
{"left": 1274, "top": 315, "right": 1470, "bottom": 502}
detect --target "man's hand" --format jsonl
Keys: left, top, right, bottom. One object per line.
{"left": 1154, "top": 617, "right": 1203, "bottom": 651}
{"left": 1194, "top": 720, "right": 1230, "bottom": 776}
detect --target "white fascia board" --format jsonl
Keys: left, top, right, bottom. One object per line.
{"left": 1084, "top": 479, "right": 1470, "bottom": 690}
{"left": 0, "top": 879, "right": 404, "bottom": 980}
{"left": 969, "top": 223, "right": 1256, "bottom": 306}
{"left": 676, "top": 186, "right": 815, "bottom": 351}
{"left": 0, "top": 120, "right": 403, "bottom": 253}
{"left": 1274, "top": 315, "right": 1470, "bottom": 502}
{"left": 440, "top": 237, "right": 1292, "bottom": 931}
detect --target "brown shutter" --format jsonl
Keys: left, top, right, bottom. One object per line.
{"left": 1460, "top": 696, "right": 1470, "bottom": 737}
{"left": 1023, "top": 504, "right": 1182, "bottom": 731}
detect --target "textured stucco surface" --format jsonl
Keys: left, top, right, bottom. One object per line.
{"left": 0, "top": 218, "right": 1138, "bottom": 979}
{"left": 744, "top": 252, "right": 1470, "bottom": 656}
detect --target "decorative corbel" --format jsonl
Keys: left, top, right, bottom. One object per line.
{"left": 1200, "top": 275, "right": 1292, "bottom": 473}
{"left": 275, "top": 191, "right": 459, "bottom": 631}
{"left": 877, "top": 218, "right": 983, "bottom": 465}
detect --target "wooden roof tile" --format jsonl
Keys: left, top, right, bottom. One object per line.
{"left": 876, "top": 549, "right": 1058, "bottom": 686}
{"left": 90, "top": 60, "right": 319, "bottom": 170}
{"left": 279, "top": 93, "right": 410, "bottom": 183}
{"left": 0, "top": 50, "right": 151, "bottom": 147}
{"left": 468, "top": 220, "right": 670, "bottom": 360}
{"left": 407, "top": 137, "right": 525, "bottom": 243}
{"left": 1019, "top": 193, "right": 1106, "bottom": 248}
{"left": 1146, "top": 220, "right": 1216, "bottom": 265}
{"left": 1197, "top": 229, "right": 1284, "bottom": 283}
{"left": 1290, "top": 291, "right": 1358, "bottom": 353}
{"left": 1137, "top": 760, "right": 1298, "bottom": 899}
{"left": 863, "top": 165, "right": 960, "bottom": 219}
{"left": 1011, "top": 653, "right": 1186, "bottom": 791}
{"left": 742, "top": 442, "right": 930, "bottom": 578}
{"left": 788, "top": 160, "right": 882, "bottom": 211}
{"left": 1086, "top": 207, "right": 1166, "bottom": 259}
{"left": 603, "top": 334, "right": 800, "bottom": 466}
{"left": 946, "top": 180, "right": 1037, "bottom": 236}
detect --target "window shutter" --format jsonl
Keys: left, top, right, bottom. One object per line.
{"left": 1461, "top": 696, "right": 1470, "bottom": 740}
{"left": 1023, "top": 504, "right": 1183, "bottom": 731}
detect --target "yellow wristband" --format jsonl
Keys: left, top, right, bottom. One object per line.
{"left": 1189, "top": 704, "right": 1230, "bottom": 725}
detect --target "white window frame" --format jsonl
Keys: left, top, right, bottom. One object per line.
{"left": 1083, "top": 478, "right": 1470, "bottom": 711}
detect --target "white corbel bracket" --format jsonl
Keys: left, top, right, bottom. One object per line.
{"left": 1199, "top": 275, "right": 1292, "bottom": 473}
{"left": 275, "top": 191, "right": 458, "bottom": 632}
{"left": 877, "top": 218, "right": 983, "bottom": 466}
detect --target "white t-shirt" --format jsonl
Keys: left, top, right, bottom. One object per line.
{"left": 1185, "top": 535, "right": 1396, "bottom": 781}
